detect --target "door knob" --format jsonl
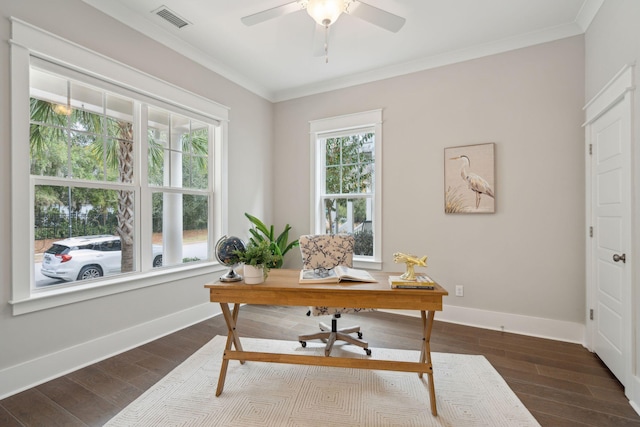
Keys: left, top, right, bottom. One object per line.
{"left": 613, "top": 253, "right": 626, "bottom": 263}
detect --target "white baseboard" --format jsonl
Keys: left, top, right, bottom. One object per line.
{"left": 631, "top": 375, "right": 640, "bottom": 416}
{"left": 0, "top": 303, "right": 221, "bottom": 400}
{"left": 383, "top": 303, "right": 586, "bottom": 345}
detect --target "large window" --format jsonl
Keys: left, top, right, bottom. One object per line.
{"left": 11, "top": 20, "right": 228, "bottom": 314}
{"left": 309, "top": 110, "right": 382, "bottom": 268}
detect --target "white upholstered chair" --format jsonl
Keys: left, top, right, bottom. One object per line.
{"left": 297, "top": 234, "right": 372, "bottom": 356}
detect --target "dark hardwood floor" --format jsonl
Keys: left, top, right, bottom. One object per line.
{"left": 1, "top": 305, "right": 639, "bottom": 426}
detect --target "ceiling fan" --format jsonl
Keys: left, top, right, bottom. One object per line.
{"left": 241, "top": 0, "right": 406, "bottom": 61}
{"left": 241, "top": 0, "right": 405, "bottom": 32}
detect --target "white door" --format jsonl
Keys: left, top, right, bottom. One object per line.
{"left": 589, "top": 94, "right": 632, "bottom": 389}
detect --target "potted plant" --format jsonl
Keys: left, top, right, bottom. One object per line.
{"left": 234, "top": 240, "right": 281, "bottom": 284}
{"left": 244, "top": 213, "right": 299, "bottom": 268}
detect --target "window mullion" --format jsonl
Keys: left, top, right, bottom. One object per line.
{"left": 138, "top": 102, "right": 152, "bottom": 272}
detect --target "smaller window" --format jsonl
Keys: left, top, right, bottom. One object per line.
{"left": 310, "top": 110, "right": 382, "bottom": 268}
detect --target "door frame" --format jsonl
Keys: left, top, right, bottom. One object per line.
{"left": 584, "top": 64, "right": 634, "bottom": 395}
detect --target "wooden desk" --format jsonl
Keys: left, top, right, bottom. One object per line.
{"left": 205, "top": 269, "right": 448, "bottom": 416}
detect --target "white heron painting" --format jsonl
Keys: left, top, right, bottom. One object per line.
{"left": 444, "top": 143, "right": 495, "bottom": 213}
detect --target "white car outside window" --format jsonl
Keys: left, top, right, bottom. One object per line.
{"left": 41, "top": 235, "right": 163, "bottom": 282}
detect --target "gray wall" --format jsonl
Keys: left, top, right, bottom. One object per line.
{"left": 0, "top": 0, "right": 274, "bottom": 393}
{"left": 274, "top": 36, "right": 586, "bottom": 324}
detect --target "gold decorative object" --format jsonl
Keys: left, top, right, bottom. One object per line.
{"left": 393, "top": 252, "right": 428, "bottom": 281}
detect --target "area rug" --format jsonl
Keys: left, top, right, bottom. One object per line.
{"left": 105, "top": 336, "right": 540, "bottom": 426}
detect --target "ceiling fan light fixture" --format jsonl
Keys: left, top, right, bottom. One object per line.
{"left": 306, "top": 0, "right": 347, "bottom": 27}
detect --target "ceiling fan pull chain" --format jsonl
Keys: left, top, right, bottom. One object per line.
{"left": 324, "top": 24, "right": 329, "bottom": 63}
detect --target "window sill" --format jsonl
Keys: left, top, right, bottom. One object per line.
{"left": 353, "top": 258, "right": 382, "bottom": 270}
{"left": 10, "top": 262, "right": 226, "bottom": 316}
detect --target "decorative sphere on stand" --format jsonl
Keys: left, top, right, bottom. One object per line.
{"left": 215, "top": 236, "right": 246, "bottom": 282}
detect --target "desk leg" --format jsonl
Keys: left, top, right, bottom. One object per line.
{"left": 420, "top": 310, "right": 437, "bottom": 416}
{"left": 216, "top": 303, "right": 244, "bottom": 396}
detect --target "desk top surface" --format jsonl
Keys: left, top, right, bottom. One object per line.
{"left": 205, "top": 269, "right": 448, "bottom": 310}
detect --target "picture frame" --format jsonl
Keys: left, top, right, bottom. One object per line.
{"left": 444, "top": 143, "right": 495, "bottom": 214}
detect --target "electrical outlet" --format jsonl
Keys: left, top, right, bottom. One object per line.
{"left": 455, "top": 285, "right": 464, "bottom": 297}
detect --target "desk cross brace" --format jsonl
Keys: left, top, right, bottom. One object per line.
{"left": 215, "top": 303, "right": 438, "bottom": 416}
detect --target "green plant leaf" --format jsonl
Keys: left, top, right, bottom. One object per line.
{"left": 248, "top": 228, "right": 265, "bottom": 244}
{"left": 283, "top": 240, "right": 299, "bottom": 254}
{"left": 244, "top": 213, "right": 299, "bottom": 268}
{"left": 233, "top": 239, "right": 280, "bottom": 272}
{"left": 245, "top": 213, "right": 270, "bottom": 237}
{"left": 275, "top": 228, "right": 289, "bottom": 250}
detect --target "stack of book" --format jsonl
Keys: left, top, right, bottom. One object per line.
{"left": 389, "top": 275, "right": 435, "bottom": 290}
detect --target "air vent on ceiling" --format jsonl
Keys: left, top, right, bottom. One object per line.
{"left": 153, "top": 5, "right": 191, "bottom": 29}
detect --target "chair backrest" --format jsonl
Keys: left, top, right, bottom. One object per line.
{"left": 299, "top": 234, "right": 355, "bottom": 269}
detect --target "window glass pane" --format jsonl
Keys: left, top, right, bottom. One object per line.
{"left": 172, "top": 115, "right": 190, "bottom": 137}
{"left": 322, "top": 197, "right": 373, "bottom": 256}
{"left": 34, "top": 184, "right": 137, "bottom": 287}
{"left": 325, "top": 137, "right": 340, "bottom": 166}
{"left": 30, "top": 71, "right": 136, "bottom": 184}
{"left": 325, "top": 165, "right": 340, "bottom": 193}
{"left": 148, "top": 109, "right": 209, "bottom": 190}
{"left": 30, "top": 68, "right": 70, "bottom": 120}
{"left": 321, "top": 197, "right": 373, "bottom": 256}
{"left": 360, "top": 137, "right": 374, "bottom": 163}
{"left": 342, "top": 164, "right": 359, "bottom": 191}
{"left": 70, "top": 82, "right": 103, "bottom": 132}
{"left": 106, "top": 97, "right": 135, "bottom": 184}
{"left": 190, "top": 125, "right": 208, "bottom": 153}
{"left": 106, "top": 94, "right": 133, "bottom": 139}
{"left": 323, "top": 132, "right": 374, "bottom": 195}
{"left": 31, "top": 68, "right": 67, "bottom": 100}
{"left": 70, "top": 80, "right": 102, "bottom": 110}
{"left": 152, "top": 192, "right": 209, "bottom": 267}
{"left": 29, "top": 124, "right": 68, "bottom": 177}
{"left": 183, "top": 122, "right": 208, "bottom": 189}
{"left": 148, "top": 145, "right": 165, "bottom": 186}
{"left": 148, "top": 107, "right": 169, "bottom": 186}
{"left": 183, "top": 154, "right": 208, "bottom": 189}
{"left": 70, "top": 130, "right": 101, "bottom": 180}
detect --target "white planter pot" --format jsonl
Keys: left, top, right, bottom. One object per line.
{"left": 243, "top": 264, "right": 265, "bottom": 284}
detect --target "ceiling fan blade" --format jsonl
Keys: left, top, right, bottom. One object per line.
{"left": 348, "top": 1, "right": 406, "bottom": 33}
{"left": 241, "top": 1, "right": 304, "bottom": 26}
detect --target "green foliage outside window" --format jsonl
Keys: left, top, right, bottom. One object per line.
{"left": 354, "top": 229, "right": 373, "bottom": 256}
{"left": 323, "top": 132, "right": 374, "bottom": 236}
{"left": 30, "top": 95, "right": 210, "bottom": 248}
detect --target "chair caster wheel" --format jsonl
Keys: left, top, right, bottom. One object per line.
{"left": 300, "top": 341, "right": 307, "bottom": 348}
{"left": 365, "top": 348, "right": 371, "bottom": 356}
{"left": 357, "top": 332, "right": 363, "bottom": 339}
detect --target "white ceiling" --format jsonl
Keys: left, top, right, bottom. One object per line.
{"left": 82, "top": 0, "right": 602, "bottom": 102}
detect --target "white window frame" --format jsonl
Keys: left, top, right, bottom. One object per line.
{"left": 309, "top": 109, "right": 382, "bottom": 269}
{"left": 9, "top": 18, "right": 229, "bottom": 315}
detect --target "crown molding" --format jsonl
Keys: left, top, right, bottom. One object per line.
{"left": 83, "top": 0, "right": 595, "bottom": 103}
{"left": 575, "top": 0, "right": 605, "bottom": 32}
{"left": 273, "top": 21, "right": 585, "bottom": 102}
{"left": 81, "top": 0, "right": 275, "bottom": 101}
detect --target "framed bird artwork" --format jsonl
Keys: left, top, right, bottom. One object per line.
{"left": 444, "top": 143, "right": 495, "bottom": 213}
